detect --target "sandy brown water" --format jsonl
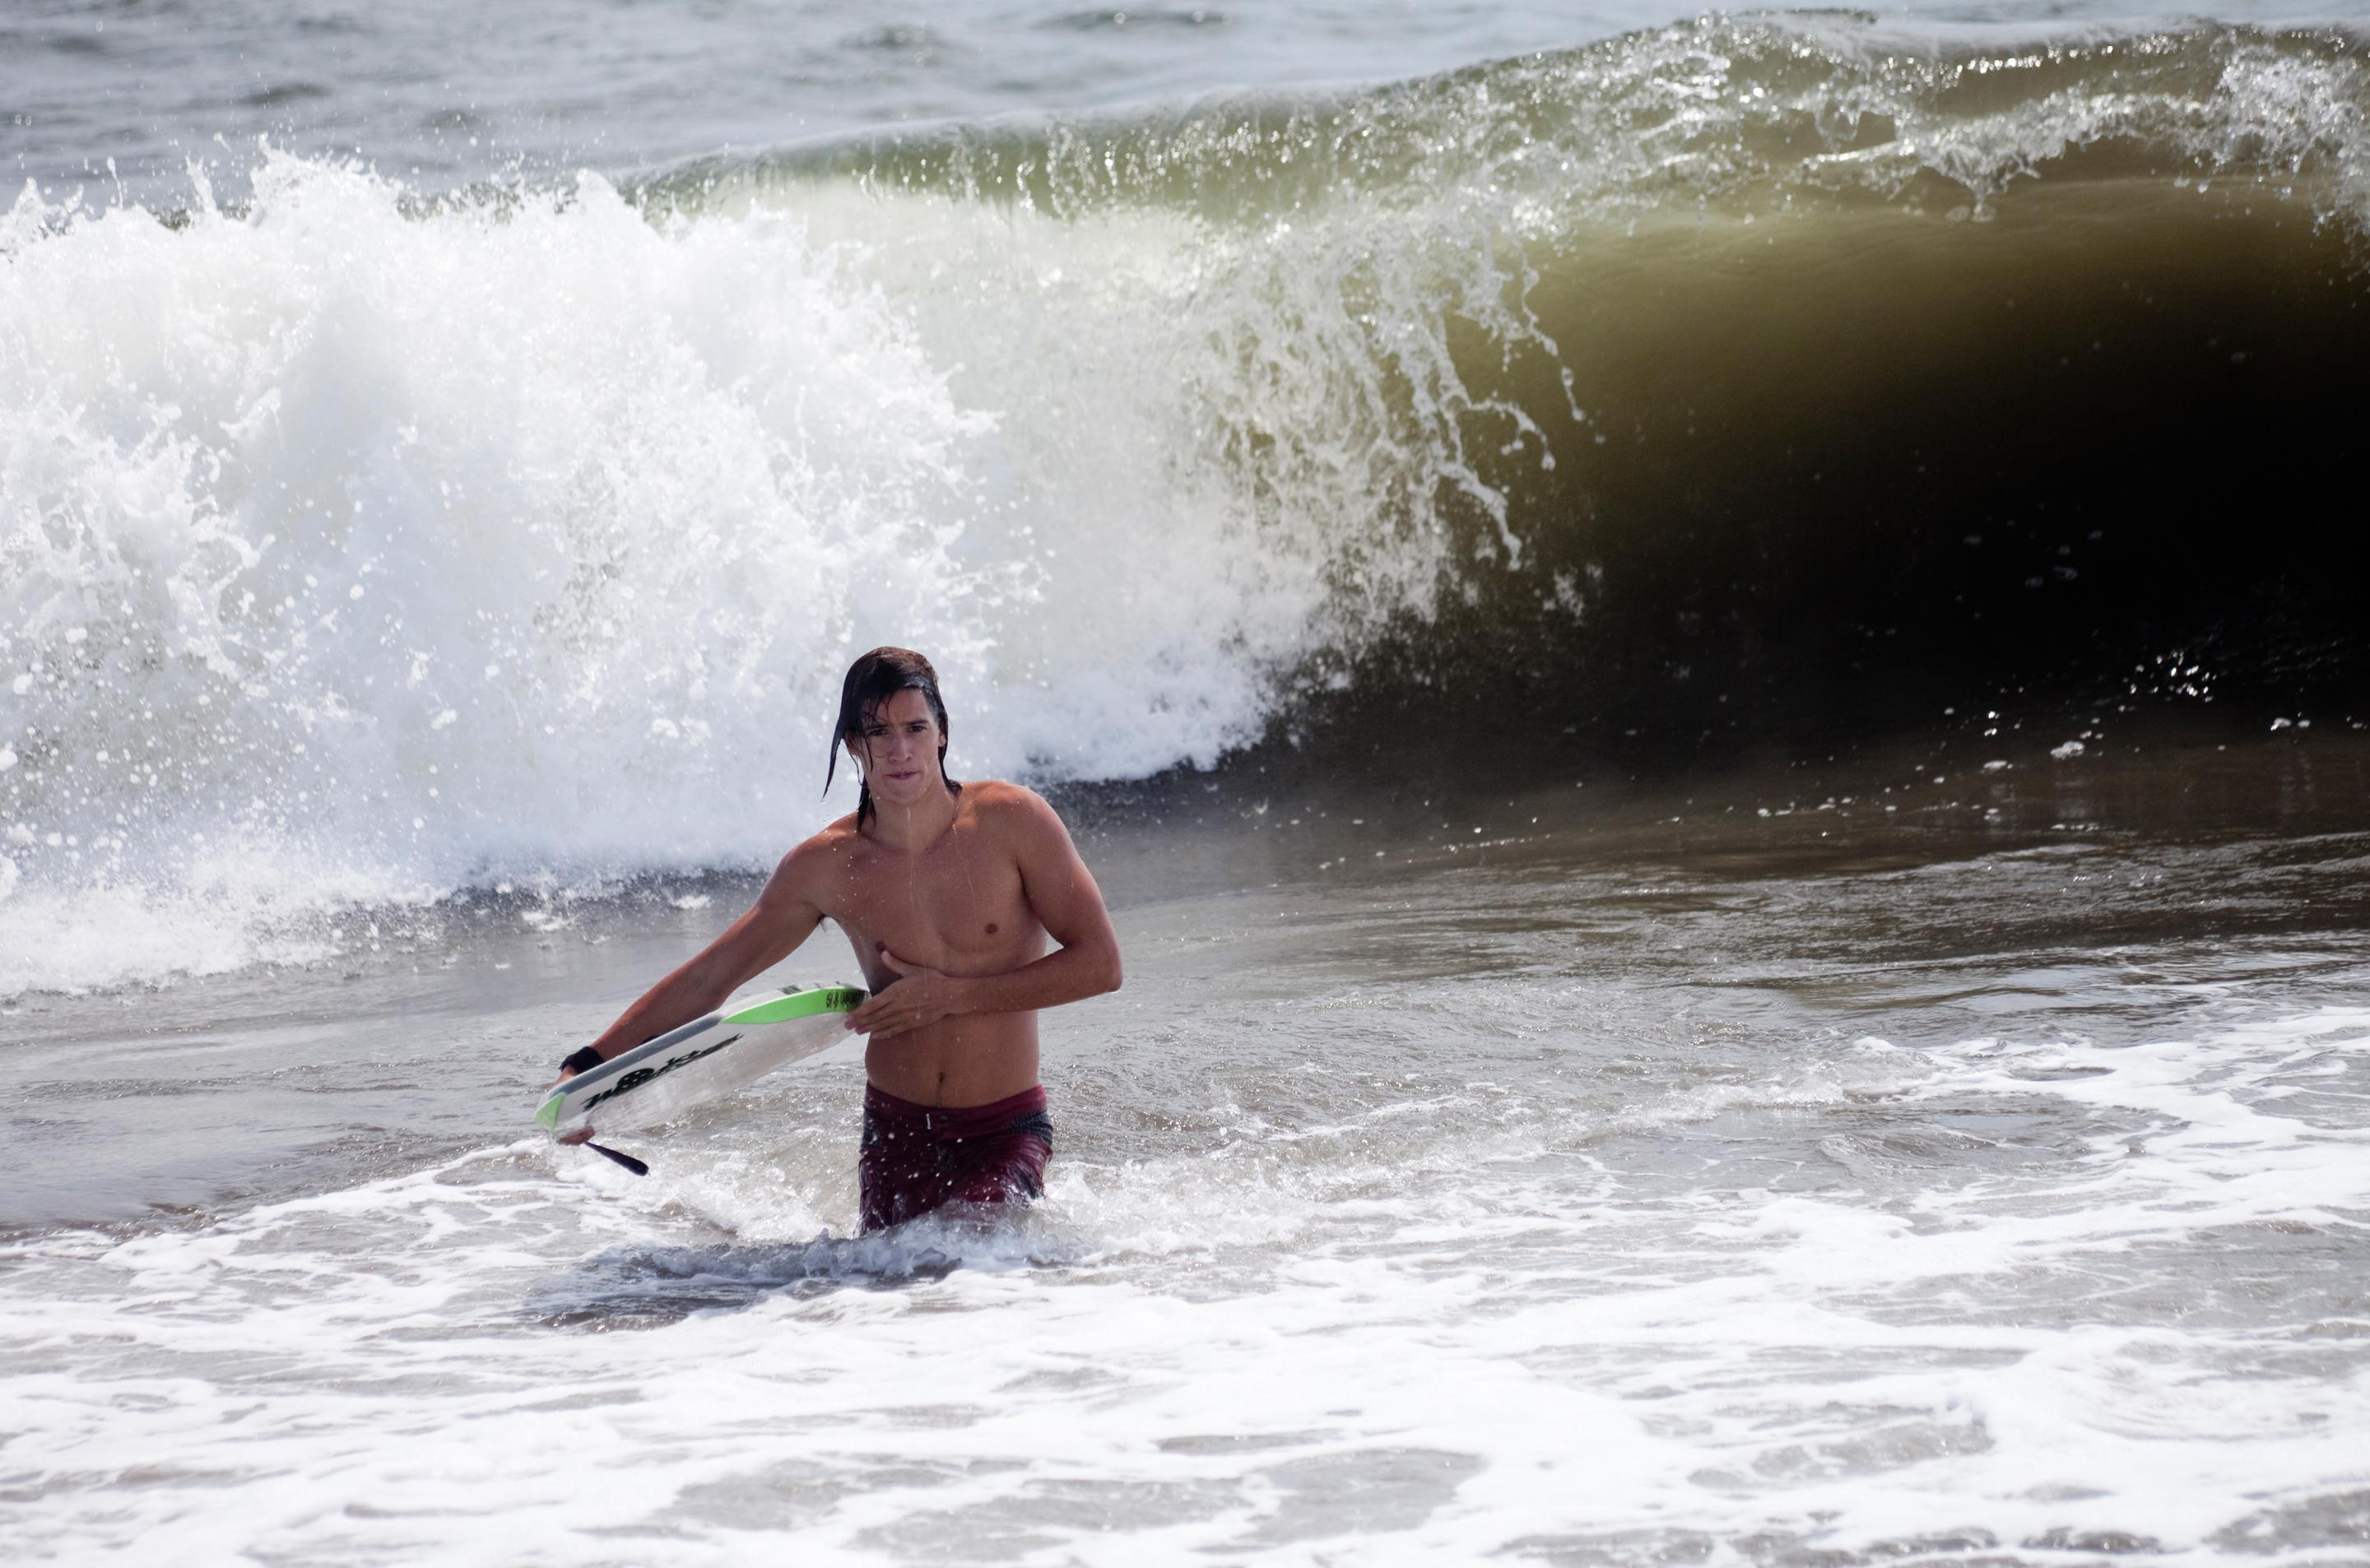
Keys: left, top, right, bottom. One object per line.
{"left": 8, "top": 717, "right": 2363, "bottom": 1233}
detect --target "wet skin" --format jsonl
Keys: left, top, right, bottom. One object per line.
{"left": 552, "top": 689, "right": 1122, "bottom": 1133}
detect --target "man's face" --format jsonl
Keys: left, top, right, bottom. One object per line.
{"left": 849, "top": 687, "right": 946, "bottom": 810}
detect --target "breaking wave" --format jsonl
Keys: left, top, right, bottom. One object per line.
{"left": 4, "top": 15, "right": 2367, "bottom": 992}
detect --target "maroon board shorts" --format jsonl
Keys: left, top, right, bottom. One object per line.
{"left": 858, "top": 1084, "right": 1053, "bottom": 1233}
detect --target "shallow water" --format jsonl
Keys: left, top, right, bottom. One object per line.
{"left": 4, "top": 729, "right": 2367, "bottom": 1563}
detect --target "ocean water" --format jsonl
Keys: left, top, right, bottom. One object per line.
{"left": 5, "top": 2, "right": 2370, "bottom": 1563}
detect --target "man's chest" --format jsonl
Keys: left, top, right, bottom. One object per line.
{"left": 825, "top": 838, "right": 1032, "bottom": 962}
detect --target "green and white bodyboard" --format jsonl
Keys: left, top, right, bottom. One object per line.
{"left": 536, "top": 983, "right": 867, "bottom": 1137}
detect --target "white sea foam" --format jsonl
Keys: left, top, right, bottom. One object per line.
{"left": 2, "top": 998, "right": 2363, "bottom": 1563}
{"left": 0, "top": 152, "right": 1476, "bottom": 995}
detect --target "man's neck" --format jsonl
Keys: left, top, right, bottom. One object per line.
{"left": 866, "top": 785, "right": 960, "bottom": 851}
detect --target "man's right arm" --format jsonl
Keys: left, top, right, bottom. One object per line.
{"left": 556, "top": 845, "right": 828, "bottom": 1079}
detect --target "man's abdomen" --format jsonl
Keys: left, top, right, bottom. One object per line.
{"left": 862, "top": 1014, "right": 1040, "bottom": 1109}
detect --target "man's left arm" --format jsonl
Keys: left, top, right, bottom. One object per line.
{"left": 846, "top": 790, "right": 1122, "bottom": 1037}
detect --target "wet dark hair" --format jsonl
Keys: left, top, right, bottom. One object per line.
{"left": 825, "top": 647, "right": 961, "bottom": 828}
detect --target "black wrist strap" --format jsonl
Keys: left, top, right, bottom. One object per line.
{"left": 560, "top": 1046, "right": 605, "bottom": 1075}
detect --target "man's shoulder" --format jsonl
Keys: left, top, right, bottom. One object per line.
{"left": 773, "top": 814, "right": 863, "bottom": 879}
{"left": 960, "top": 778, "right": 1061, "bottom": 826}
{"left": 800, "top": 810, "right": 866, "bottom": 847}
{"left": 961, "top": 777, "right": 1046, "bottom": 811}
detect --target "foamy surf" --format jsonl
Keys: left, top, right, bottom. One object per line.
{"left": 0, "top": 153, "right": 1358, "bottom": 994}
{"left": 2, "top": 980, "right": 2363, "bottom": 1564}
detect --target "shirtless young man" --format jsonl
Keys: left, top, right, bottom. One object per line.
{"left": 551, "top": 647, "right": 1122, "bottom": 1231}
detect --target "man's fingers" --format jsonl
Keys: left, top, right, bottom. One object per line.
{"left": 846, "top": 995, "right": 923, "bottom": 1036}
{"left": 876, "top": 947, "right": 915, "bottom": 977}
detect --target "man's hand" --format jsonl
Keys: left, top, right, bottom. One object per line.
{"left": 548, "top": 1061, "right": 596, "bottom": 1144}
{"left": 845, "top": 949, "right": 969, "bottom": 1039}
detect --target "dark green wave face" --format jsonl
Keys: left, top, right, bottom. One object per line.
{"left": 644, "top": 16, "right": 2370, "bottom": 754}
